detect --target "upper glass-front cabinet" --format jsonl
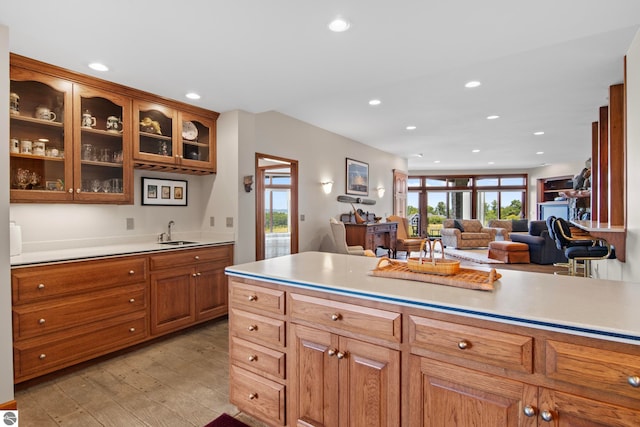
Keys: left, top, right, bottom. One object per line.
{"left": 10, "top": 67, "right": 73, "bottom": 202}
{"left": 72, "top": 84, "right": 132, "bottom": 203}
{"left": 133, "top": 100, "right": 216, "bottom": 172}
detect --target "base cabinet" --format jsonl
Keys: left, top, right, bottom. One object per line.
{"left": 289, "top": 323, "right": 400, "bottom": 427}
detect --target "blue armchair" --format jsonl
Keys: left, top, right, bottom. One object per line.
{"left": 510, "top": 220, "right": 567, "bottom": 265}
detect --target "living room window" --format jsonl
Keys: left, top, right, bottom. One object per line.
{"left": 408, "top": 174, "right": 527, "bottom": 236}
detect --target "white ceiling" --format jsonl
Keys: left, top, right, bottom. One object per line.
{"left": 2, "top": 1, "right": 639, "bottom": 171}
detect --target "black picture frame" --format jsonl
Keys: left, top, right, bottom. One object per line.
{"left": 346, "top": 158, "right": 369, "bottom": 196}
{"left": 141, "top": 177, "right": 188, "bottom": 206}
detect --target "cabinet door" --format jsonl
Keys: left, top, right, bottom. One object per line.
{"left": 73, "top": 83, "right": 133, "bottom": 203}
{"left": 409, "top": 356, "right": 535, "bottom": 427}
{"left": 339, "top": 336, "right": 400, "bottom": 427}
{"left": 540, "top": 388, "right": 640, "bottom": 427}
{"left": 133, "top": 100, "right": 178, "bottom": 164}
{"left": 10, "top": 66, "right": 73, "bottom": 202}
{"left": 195, "top": 261, "right": 227, "bottom": 321}
{"left": 178, "top": 111, "right": 215, "bottom": 171}
{"left": 289, "top": 324, "right": 340, "bottom": 427}
{"left": 150, "top": 265, "right": 195, "bottom": 335}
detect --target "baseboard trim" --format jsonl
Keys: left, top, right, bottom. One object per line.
{"left": 0, "top": 400, "right": 17, "bottom": 410}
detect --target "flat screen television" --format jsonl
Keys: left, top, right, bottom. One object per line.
{"left": 539, "top": 201, "right": 569, "bottom": 221}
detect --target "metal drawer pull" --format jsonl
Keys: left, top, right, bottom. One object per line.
{"left": 194, "top": 255, "right": 200, "bottom": 260}
{"left": 37, "top": 283, "right": 45, "bottom": 289}
{"left": 38, "top": 318, "right": 45, "bottom": 325}
{"left": 540, "top": 410, "right": 553, "bottom": 422}
{"left": 129, "top": 328, "right": 136, "bottom": 332}
{"left": 248, "top": 295, "right": 257, "bottom": 302}
{"left": 192, "top": 273, "right": 198, "bottom": 277}
{"left": 248, "top": 355, "right": 257, "bottom": 362}
{"left": 327, "top": 348, "right": 337, "bottom": 357}
{"left": 129, "top": 298, "right": 135, "bottom": 303}
{"left": 457, "top": 339, "right": 470, "bottom": 350}
{"left": 129, "top": 270, "right": 135, "bottom": 275}
{"left": 196, "top": 272, "right": 201, "bottom": 276}
{"left": 248, "top": 393, "right": 258, "bottom": 400}
{"left": 336, "top": 351, "right": 346, "bottom": 359}
{"left": 523, "top": 405, "right": 537, "bottom": 417}
{"left": 247, "top": 325, "right": 257, "bottom": 332}
{"left": 628, "top": 375, "right": 640, "bottom": 388}
{"left": 39, "top": 354, "right": 46, "bottom": 360}
{"left": 331, "top": 313, "right": 341, "bottom": 321}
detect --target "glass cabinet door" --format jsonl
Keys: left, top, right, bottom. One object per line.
{"left": 178, "top": 112, "right": 215, "bottom": 171}
{"left": 133, "top": 100, "right": 177, "bottom": 164}
{"left": 10, "top": 67, "right": 73, "bottom": 202}
{"left": 73, "top": 84, "right": 132, "bottom": 203}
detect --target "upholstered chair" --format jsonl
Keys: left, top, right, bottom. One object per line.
{"left": 329, "top": 218, "right": 375, "bottom": 256}
{"left": 386, "top": 215, "right": 425, "bottom": 258}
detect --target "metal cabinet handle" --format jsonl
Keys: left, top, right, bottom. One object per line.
{"left": 192, "top": 273, "right": 198, "bottom": 277}
{"left": 336, "top": 351, "right": 346, "bottom": 359}
{"left": 248, "top": 355, "right": 257, "bottom": 362}
{"left": 37, "top": 283, "right": 45, "bottom": 290}
{"left": 628, "top": 375, "right": 640, "bottom": 388}
{"left": 523, "top": 405, "right": 537, "bottom": 417}
{"left": 194, "top": 255, "right": 200, "bottom": 260}
{"left": 129, "top": 298, "right": 135, "bottom": 303}
{"left": 247, "top": 325, "right": 257, "bottom": 332}
{"left": 76, "top": 188, "right": 81, "bottom": 193}
{"left": 540, "top": 410, "right": 553, "bottom": 422}
{"left": 331, "top": 313, "right": 341, "bottom": 321}
{"left": 129, "top": 270, "right": 135, "bottom": 275}
{"left": 68, "top": 188, "right": 73, "bottom": 193}
{"left": 248, "top": 393, "right": 258, "bottom": 400}
{"left": 38, "top": 318, "right": 45, "bottom": 325}
{"left": 327, "top": 348, "right": 337, "bottom": 357}
{"left": 248, "top": 295, "right": 257, "bottom": 302}
{"left": 457, "top": 339, "right": 470, "bottom": 350}
{"left": 39, "top": 354, "right": 46, "bottom": 360}
{"left": 129, "top": 328, "right": 136, "bottom": 332}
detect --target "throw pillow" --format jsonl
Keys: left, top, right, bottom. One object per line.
{"left": 512, "top": 219, "right": 529, "bottom": 232}
{"left": 453, "top": 219, "right": 465, "bottom": 232}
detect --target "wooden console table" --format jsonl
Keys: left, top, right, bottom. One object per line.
{"left": 344, "top": 222, "right": 397, "bottom": 256}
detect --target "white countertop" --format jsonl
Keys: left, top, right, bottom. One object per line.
{"left": 10, "top": 237, "right": 234, "bottom": 267}
{"left": 225, "top": 251, "right": 640, "bottom": 345}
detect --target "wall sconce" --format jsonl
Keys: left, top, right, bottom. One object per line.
{"left": 243, "top": 175, "right": 254, "bottom": 192}
{"left": 321, "top": 180, "right": 334, "bottom": 194}
{"left": 377, "top": 186, "right": 385, "bottom": 198}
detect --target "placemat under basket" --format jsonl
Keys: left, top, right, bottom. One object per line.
{"left": 370, "top": 258, "right": 500, "bottom": 291}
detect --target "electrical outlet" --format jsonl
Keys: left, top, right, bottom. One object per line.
{"left": 300, "top": 214, "right": 305, "bottom": 221}
{"left": 210, "top": 216, "right": 215, "bottom": 227}
{"left": 226, "top": 217, "right": 233, "bottom": 227}
{"left": 126, "top": 218, "right": 134, "bottom": 230}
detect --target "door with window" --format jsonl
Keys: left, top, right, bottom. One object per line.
{"left": 256, "top": 154, "right": 298, "bottom": 260}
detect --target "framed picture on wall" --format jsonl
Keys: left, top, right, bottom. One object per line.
{"left": 346, "top": 158, "right": 369, "bottom": 196}
{"left": 141, "top": 177, "right": 188, "bottom": 206}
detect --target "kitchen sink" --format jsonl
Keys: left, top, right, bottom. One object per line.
{"left": 159, "top": 240, "right": 198, "bottom": 246}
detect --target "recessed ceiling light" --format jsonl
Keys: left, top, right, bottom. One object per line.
{"left": 88, "top": 62, "right": 109, "bottom": 72}
{"left": 328, "top": 17, "right": 351, "bottom": 32}
{"left": 465, "top": 81, "right": 481, "bottom": 88}
{"left": 434, "top": 160, "right": 441, "bottom": 164}
{"left": 472, "top": 149, "right": 480, "bottom": 153}
{"left": 486, "top": 115, "right": 500, "bottom": 120}
{"left": 536, "top": 151, "right": 544, "bottom": 155}
{"left": 368, "top": 99, "right": 381, "bottom": 106}
{"left": 488, "top": 161, "right": 495, "bottom": 165}
{"left": 405, "top": 125, "right": 417, "bottom": 130}
{"left": 533, "top": 131, "right": 545, "bottom": 136}
{"left": 185, "top": 92, "right": 201, "bottom": 100}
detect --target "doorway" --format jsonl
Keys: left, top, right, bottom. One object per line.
{"left": 256, "top": 153, "right": 299, "bottom": 260}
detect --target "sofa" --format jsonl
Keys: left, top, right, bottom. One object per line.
{"left": 441, "top": 219, "right": 497, "bottom": 249}
{"left": 509, "top": 220, "right": 568, "bottom": 265}
{"left": 487, "top": 219, "right": 530, "bottom": 240}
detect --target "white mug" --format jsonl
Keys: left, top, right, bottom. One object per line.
{"left": 106, "top": 116, "right": 122, "bottom": 133}
{"left": 81, "top": 113, "right": 97, "bottom": 128}
{"left": 20, "top": 139, "right": 32, "bottom": 154}
{"left": 10, "top": 138, "right": 20, "bottom": 153}
{"left": 35, "top": 106, "right": 56, "bottom": 121}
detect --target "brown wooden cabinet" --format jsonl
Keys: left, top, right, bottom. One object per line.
{"left": 149, "top": 245, "right": 231, "bottom": 335}
{"left": 10, "top": 56, "right": 133, "bottom": 204}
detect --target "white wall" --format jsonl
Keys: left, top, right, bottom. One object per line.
{"left": 1, "top": 23, "right": 15, "bottom": 405}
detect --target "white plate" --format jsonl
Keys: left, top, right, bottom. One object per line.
{"left": 182, "top": 121, "right": 198, "bottom": 140}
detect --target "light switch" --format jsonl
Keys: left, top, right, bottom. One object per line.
{"left": 126, "top": 218, "right": 134, "bottom": 230}
{"left": 210, "top": 216, "right": 215, "bottom": 227}
{"left": 300, "top": 214, "right": 305, "bottom": 221}
{"left": 226, "top": 217, "right": 233, "bottom": 227}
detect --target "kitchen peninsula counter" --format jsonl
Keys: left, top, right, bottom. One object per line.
{"left": 225, "top": 251, "right": 640, "bottom": 345}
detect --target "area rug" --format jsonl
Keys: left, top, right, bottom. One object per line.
{"left": 203, "top": 413, "right": 250, "bottom": 427}
{"left": 443, "top": 248, "right": 504, "bottom": 264}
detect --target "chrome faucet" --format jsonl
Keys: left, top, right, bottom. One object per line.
{"left": 167, "top": 220, "right": 175, "bottom": 241}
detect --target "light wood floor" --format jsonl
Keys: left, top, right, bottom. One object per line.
{"left": 15, "top": 317, "right": 266, "bottom": 427}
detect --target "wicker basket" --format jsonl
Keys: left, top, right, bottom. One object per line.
{"left": 406, "top": 239, "right": 460, "bottom": 275}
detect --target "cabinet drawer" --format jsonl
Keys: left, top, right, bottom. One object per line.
{"left": 546, "top": 340, "right": 640, "bottom": 401}
{"left": 14, "top": 314, "right": 146, "bottom": 381}
{"left": 289, "top": 293, "right": 401, "bottom": 343}
{"left": 149, "top": 245, "right": 231, "bottom": 270}
{"left": 230, "top": 280, "right": 285, "bottom": 315}
{"left": 230, "top": 308, "right": 286, "bottom": 348}
{"left": 230, "top": 336, "right": 286, "bottom": 380}
{"left": 230, "top": 365, "right": 286, "bottom": 426}
{"left": 409, "top": 316, "right": 533, "bottom": 374}
{"left": 12, "top": 256, "right": 148, "bottom": 303}
{"left": 13, "top": 284, "right": 146, "bottom": 340}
